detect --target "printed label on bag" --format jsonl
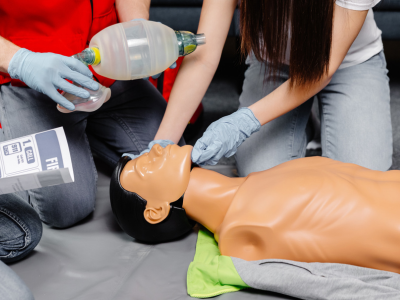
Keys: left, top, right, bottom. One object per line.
{"left": 0, "top": 127, "right": 74, "bottom": 195}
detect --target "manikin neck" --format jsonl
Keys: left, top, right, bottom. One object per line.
{"left": 183, "top": 168, "right": 246, "bottom": 234}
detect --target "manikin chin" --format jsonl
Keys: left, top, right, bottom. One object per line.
{"left": 110, "top": 144, "right": 400, "bottom": 274}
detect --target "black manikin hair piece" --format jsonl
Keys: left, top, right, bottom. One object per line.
{"left": 110, "top": 156, "right": 195, "bottom": 243}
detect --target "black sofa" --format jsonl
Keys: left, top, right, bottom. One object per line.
{"left": 150, "top": 0, "right": 400, "bottom": 40}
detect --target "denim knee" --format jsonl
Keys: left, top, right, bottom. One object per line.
{"left": 0, "top": 261, "right": 34, "bottom": 300}
{"left": 32, "top": 185, "right": 96, "bottom": 229}
{"left": 0, "top": 195, "right": 43, "bottom": 263}
{"left": 329, "top": 150, "right": 393, "bottom": 172}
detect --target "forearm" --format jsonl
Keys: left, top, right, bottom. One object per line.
{"left": 115, "top": 0, "right": 150, "bottom": 22}
{"left": 251, "top": 5, "right": 368, "bottom": 125}
{"left": 154, "top": 0, "right": 237, "bottom": 143}
{"left": 250, "top": 74, "right": 332, "bottom": 125}
{"left": 155, "top": 54, "right": 218, "bottom": 143}
{"left": 0, "top": 36, "right": 20, "bottom": 73}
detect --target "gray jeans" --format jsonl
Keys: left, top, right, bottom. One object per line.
{"left": 236, "top": 51, "right": 392, "bottom": 176}
{"left": 0, "top": 79, "right": 179, "bottom": 228}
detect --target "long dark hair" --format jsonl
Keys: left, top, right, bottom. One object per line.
{"left": 240, "top": 0, "right": 334, "bottom": 88}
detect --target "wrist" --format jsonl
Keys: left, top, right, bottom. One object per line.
{"left": 0, "top": 39, "right": 21, "bottom": 73}
{"left": 7, "top": 48, "right": 30, "bottom": 80}
{"left": 154, "top": 122, "right": 187, "bottom": 144}
{"left": 238, "top": 107, "right": 261, "bottom": 133}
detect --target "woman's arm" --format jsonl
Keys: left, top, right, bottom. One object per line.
{"left": 115, "top": 0, "right": 151, "bottom": 22}
{"left": 154, "top": 0, "right": 237, "bottom": 143}
{"left": 250, "top": 4, "right": 368, "bottom": 125}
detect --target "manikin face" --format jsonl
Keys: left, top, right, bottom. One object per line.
{"left": 120, "top": 144, "right": 193, "bottom": 224}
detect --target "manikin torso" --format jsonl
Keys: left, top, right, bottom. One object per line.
{"left": 120, "top": 145, "right": 400, "bottom": 274}
{"left": 183, "top": 157, "right": 400, "bottom": 273}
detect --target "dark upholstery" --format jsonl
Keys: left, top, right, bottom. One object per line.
{"left": 374, "top": 0, "right": 400, "bottom": 40}
{"left": 151, "top": 0, "right": 203, "bottom": 6}
{"left": 150, "top": 0, "right": 400, "bottom": 39}
{"left": 375, "top": 0, "right": 400, "bottom": 10}
{"left": 149, "top": 7, "right": 239, "bottom": 37}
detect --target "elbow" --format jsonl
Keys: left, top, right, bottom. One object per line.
{"left": 324, "top": 74, "right": 334, "bottom": 87}
{"left": 196, "top": 52, "right": 220, "bottom": 73}
{"left": 324, "top": 63, "right": 341, "bottom": 86}
{"left": 201, "top": 58, "right": 220, "bottom": 73}
{"left": 326, "top": 68, "right": 336, "bottom": 83}
{"left": 187, "top": 45, "right": 221, "bottom": 74}
{"left": 321, "top": 71, "right": 335, "bottom": 89}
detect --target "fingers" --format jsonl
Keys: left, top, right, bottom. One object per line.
{"left": 62, "top": 56, "right": 93, "bottom": 78}
{"left": 169, "top": 61, "right": 177, "bottom": 69}
{"left": 122, "top": 153, "right": 139, "bottom": 160}
{"left": 139, "top": 148, "right": 151, "bottom": 156}
{"left": 57, "top": 104, "right": 73, "bottom": 113}
{"left": 192, "top": 133, "right": 223, "bottom": 165}
{"left": 150, "top": 62, "right": 177, "bottom": 80}
{"left": 61, "top": 57, "right": 99, "bottom": 91}
{"left": 122, "top": 148, "right": 150, "bottom": 160}
{"left": 54, "top": 78, "right": 90, "bottom": 99}
{"left": 148, "top": 139, "right": 174, "bottom": 149}
{"left": 62, "top": 70, "right": 99, "bottom": 91}
{"left": 200, "top": 142, "right": 222, "bottom": 165}
{"left": 46, "top": 89, "right": 75, "bottom": 111}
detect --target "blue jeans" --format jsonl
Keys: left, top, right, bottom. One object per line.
{"left": 0, "top": 79, "right": 180, "bottom": 228}
{"left": 236, "top": 51, "right": 392, "bottom": 176}
{"left": 0, "top": 193, "right": 42, "bottom": 300}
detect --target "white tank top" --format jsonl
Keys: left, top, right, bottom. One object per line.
{"left": 284, "top": 0, "right": 383, "bottom": 69}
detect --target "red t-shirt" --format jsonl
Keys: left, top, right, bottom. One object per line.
{"left": 0, "top": 0, "right": 117, "bottom": 87}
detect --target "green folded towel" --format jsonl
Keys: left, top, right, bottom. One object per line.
{"left": 187, "top": 228, "right": 249, "bottom": 298}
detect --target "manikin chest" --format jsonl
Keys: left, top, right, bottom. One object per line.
{"left": 215, "top": 157, "right": 400, "bottom": 273}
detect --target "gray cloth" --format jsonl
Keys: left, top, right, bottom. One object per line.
{"left": 233, "top": 258, "right": 400, "bottom": 300}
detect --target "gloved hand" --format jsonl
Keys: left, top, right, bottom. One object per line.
{"left": 191, "top": 107, "right": 261, "bottom": 166}
{"left": 130, "top": 19, "right": 177, "bottom": 80}
{"left": 123, "top": 139, "right": 174, "bottom": 160}
{"left": 8, "top": 48, "right": 99, "bottom": 111}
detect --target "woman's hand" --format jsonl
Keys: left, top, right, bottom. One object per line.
{"left": 123, "top": 140, "right": 174, "bottom": 160}
{"left": 191, "top": 108, "right": 261, "bottom": 165}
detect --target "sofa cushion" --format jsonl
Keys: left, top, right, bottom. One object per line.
{"left": 374, "top": 0, "right": 400, "bottom": 11}
{"left": 149, "top": 7, "right": 239, "bottom": 37}
{"left": 374, "top": 12, "right": 400, "bottom": 39}
{"left": 151, "top": 0, "right": 203, "bottom": 7}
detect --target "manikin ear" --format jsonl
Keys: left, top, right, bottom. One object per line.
{"left": 144, "top": 202, "right": 171, "bottom": 224}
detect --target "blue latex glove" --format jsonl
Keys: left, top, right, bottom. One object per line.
{"left": 130, "top": 19, "right": 177, "bottom": 80}
{"left": 8, "top": 48, "right": 99, "bottom": 111}
{"left": 192, "top": 108, "right": 261, "bottom": 166}
{"left": 123, "top": 139, "right": 174, "bottom": 160}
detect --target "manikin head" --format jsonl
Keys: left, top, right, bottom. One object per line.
{"left": 110, "top": 144, "right": 195, "bottom": 243}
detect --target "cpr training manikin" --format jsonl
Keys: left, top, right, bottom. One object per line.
{"left": 110, "top": 144, "right": 400, "bottom": 274}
